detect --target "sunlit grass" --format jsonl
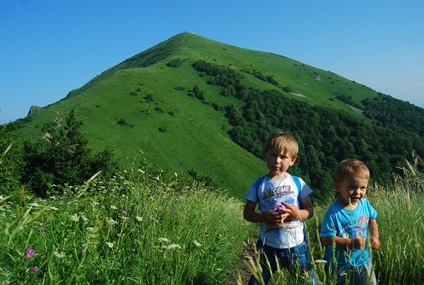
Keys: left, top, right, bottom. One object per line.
{"left": 1, "top": 157, "right": 423, "bottom": 284}
{"left": 0, "top": 169, "right": 253, "bottom": 284}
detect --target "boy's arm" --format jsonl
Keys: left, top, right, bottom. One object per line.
{"left": 243, "top": 200, "right": 287, "bottom": 224}
{"left": 369, "top": 219, "right": 381, "bottom": 250}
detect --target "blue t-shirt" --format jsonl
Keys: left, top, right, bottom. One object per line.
{"left": 320, "top": 198, "right": 378, "bottom": 270}
{"left": 245, "top": 173, "right": 312, "bottom": 249}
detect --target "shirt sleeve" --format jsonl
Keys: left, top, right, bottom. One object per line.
{"left": 320, "top": 207, "right": 337, "bottom": 238}
{"left": 364, "top": 198, "right": 378, "bottom": 220}
{"left": 244, "top": 179, "right": 259, "bottom": 202}
{"left": 298, "top": 177, "right": 313, "bottom": 199}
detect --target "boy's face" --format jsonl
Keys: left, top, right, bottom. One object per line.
{"left": 265, "top": 148, "right": 296, "bottom": 179}
{"left": 334, "top": 174, "right": 369, "bottom": 207}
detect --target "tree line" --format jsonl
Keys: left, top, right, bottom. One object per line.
{"left": 191, "top": 59, "right": 424, "bottom": 202}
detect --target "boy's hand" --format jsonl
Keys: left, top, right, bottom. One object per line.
{"left": 370, "top": 235, "right": 381, "bottom": 250}
{"left": 263, "top": 210, "right": 290, "bottom": 224}
{"left": 351, "top": 237, "right": 366, "bottom": 250}
{"left": 280, "top": 202, "right": 301, "bottom": 220}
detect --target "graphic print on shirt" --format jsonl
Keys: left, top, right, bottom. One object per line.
{"left": 262, "top": 183, "right": 300, "bottom": 233}
{"left": 340, "top": 216, "right": 369, "bottom": 238}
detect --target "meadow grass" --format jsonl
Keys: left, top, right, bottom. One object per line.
{"left": 0, "top": 168, "right": 254, "bottom": 285}
{"left": 1, "top": 158, "right": 423, "bottom": 284}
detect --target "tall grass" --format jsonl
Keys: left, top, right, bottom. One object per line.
{"left": 1, "top": 155, "right": 423, "bottom": 284}
{"left": 0, "top": 168, "right": 253, "bottom": 284}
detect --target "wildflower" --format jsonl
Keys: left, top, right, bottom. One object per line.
{"left": 194, "top": 240, "right": 202, "bottom": 247}
{"left": 54, "top": 251, "right": 65, "bottom": 258}
{"left": 29, "top": 266, "right": 38, "bottom": 273}
{"left": 121, "top": 210, "right": 128, "bottom": 216}
{"left": 49, "top": 206, "right": 59, "bottom": 211}
{"left": 71, "top": 214, "right": 79, "bottom": 222}
{"left": 40, "top": 227, "right": 46, "bottom": 232}
{"left": 107, "top": 218, "right": 117, "bottom": 225}
{"left": 163, "top": 244, "right": 181, "bottom": 250}
{"left": 29, "top": 202, "right": 40, "bottom": 208}
{"left": 25, "top": 248, "right": 36, "bottom": 259}
{"left": 106, "top": 242, "right": 114, "bottom": 248}
{"left": 136, "top": 216, "right": 143, "bottom": 222}
{"left": 159, "top": 237, "right": 170, "bottom": 243}
{"left": 111, "top": 205, "right": 117, "bottom": 210}
{"left": 81, "top": 215, "right": 89, "bottom": 223}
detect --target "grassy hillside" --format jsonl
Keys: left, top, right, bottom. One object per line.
{"left": 7, "top": 32, "right": 412, "bottom": 198}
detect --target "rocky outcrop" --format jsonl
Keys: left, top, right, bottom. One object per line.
{"left": 27, "top": 105, "right": 41, "bottom": 116}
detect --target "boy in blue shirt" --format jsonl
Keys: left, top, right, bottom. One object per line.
{"left": 320, "top": 159, "right": 381, "bottom": 285}
{"left": 244, "top": 131, "right": 315, "bottom": 284}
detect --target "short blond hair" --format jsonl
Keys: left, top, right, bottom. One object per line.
{"left": 333, "top": 159, "right": 370, "bottom": 183}
{"left": 264, "top": 131, "right": 298, "bottom": 158}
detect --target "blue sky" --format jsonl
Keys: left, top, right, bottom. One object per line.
{"left": 1, "top": 0, "right": 423, "bottom": 124}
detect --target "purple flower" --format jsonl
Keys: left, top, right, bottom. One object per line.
{"left": 29, "top": 266, "right": 38, "bottom": 273}
{"left": 121, "top": 210, "right": 128, "bottom": 216}
{"left": 25, "top": 248, "right": 36, "bottom": 259}
{"left": 40, "top": 227, "right": 46, "bottom": 232}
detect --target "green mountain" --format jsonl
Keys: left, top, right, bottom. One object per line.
{"left": 7, "top": 32, "right": 424, "bottom": 199}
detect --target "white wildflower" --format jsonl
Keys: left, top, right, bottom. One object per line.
{"left": 54, "top": 251, "right": 65, "bottom": 258}
{"left": 49, "top": 206, "right": 59, "bottom": 211}
{"left": 107, "top": 218, "right": 117, "bottom": 225}
{"left": 111, "top": 205, "right": 117, "bottom": 210}
{"left": 159, "top": 237, "right": 170, "bottom": 243}
{"left": 136, "top": 216, "right": 143, "bottom": 222}
{"left": 163, "top": 244, "right": 181, "bottom": 250}
{"left": 106, "top": 242, "right": 114, "bottom": 248}
{"left": 81, "top": 215, "right": 89, "bottom": 223}
{"left": 71, "top": 214, "right": 79, "bottom": 222}
{"left": 29, "top": 202, "right": 40, "bottom": 208}
{"left": 314, "top": 259, "right": 327, "bottom": 264}
{"left": 194, "top": 240, "right": 202, "bottom": 247}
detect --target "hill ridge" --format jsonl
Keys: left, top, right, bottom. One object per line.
{"left": 7, "top": 32, "right": 424, "bottom": 199}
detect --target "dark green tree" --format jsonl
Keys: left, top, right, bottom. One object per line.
{"left": 21, "top": 109, "right": 119, "bottom": 197}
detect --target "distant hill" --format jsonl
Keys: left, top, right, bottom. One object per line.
{"left": 6, "top": 32, "right": 424, "bottom": 200}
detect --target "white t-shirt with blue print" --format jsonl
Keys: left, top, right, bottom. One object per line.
{"left": 245, "top": 173, "right": 313, "bottom": 249}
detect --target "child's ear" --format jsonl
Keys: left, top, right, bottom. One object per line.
{"left": 333, "top": 182, "right": 340, "bottom": 193}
